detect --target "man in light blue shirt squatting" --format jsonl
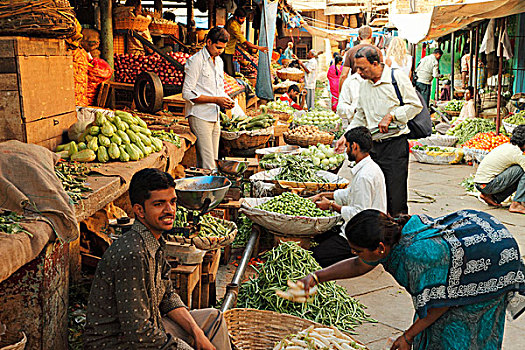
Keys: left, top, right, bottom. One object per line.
{"left": 182, "top": 27, "right": 235, "bottom": 170}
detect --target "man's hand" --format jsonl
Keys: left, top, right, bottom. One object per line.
{"left": 259, "top": 46, "right": 269, "bottom": 53}
{"left": 315, "top": 197, "right": 332, "bottom": 211}
{"left": 194, "top": 329, "right": 216, "bottom": 350}
{"left": 378, "top": 114, "right": 394, "bottom": 133}
{"left": 216, "top": 97, "right": 235, "bottom": 110}
{"left": 309, "top": 194, "right": 321, "bottom": 203}
{"left": 334, "top": 135, "right": 346, "bottom": 154}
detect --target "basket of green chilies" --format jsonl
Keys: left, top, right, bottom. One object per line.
{"left": 168, "top": 215, "right": 237, "bottom": 250}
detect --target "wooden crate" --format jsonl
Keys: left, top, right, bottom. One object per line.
{"left": 0, "top": 37, "right": 77, "bottom": 149}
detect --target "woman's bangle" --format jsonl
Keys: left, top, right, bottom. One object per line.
{"left": 310, "top": 272, "right": 320, "bottom": 285}
{"left": 403, "top": 331, "right": 413, "bottom": 345}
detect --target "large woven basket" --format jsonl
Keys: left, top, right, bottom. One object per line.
{"left": 444, "top": 110, "right": 461, "bottom": 117}
{"left": 284, "top": 132, "right": 334, "bottom": 147}
{"left": 221, "top": 127, "right": 273, "bottom": 150}
{"left": 224, "top": 308, "right": 365, "bottom": 350}
{"left": 149, "top": 22, "right": 178, "bottom": 35}
{"left": 0, "top": 331, "right": 26, "bottom": 350}
{"left": 276, "top": 70, "right": 304, "bottom": 82}
{"left": 114, "top": 15, "right": 151, "bottom": 31}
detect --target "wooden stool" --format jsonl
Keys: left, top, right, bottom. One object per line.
{"left": 163, "top": 94, "right": 186, "bottom": 116}
{"left": 170, "top": 261, "right": 202, "bottom": 309}
{"left": 200, "top": 249, "right": 221, "bottom": 307}
{"left": 96, "top": 81, "right": 135, "bottom": 108}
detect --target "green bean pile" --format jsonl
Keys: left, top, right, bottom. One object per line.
{"left": 274, "top": 156, "right": 327, "bottom": 183}
{"left": 257, "top": 193, "right": 334, "bottom": 217}
{"left": 172, "top": 207, "right": 232, "bottom": 237}
{"left": 232, "top": 214, "right": 252, "bottom": 248}
{"left": 446, "top": 118, "right": 497, "bottom": 144}
{"left": 55, "top": 161, "right": 93, "bottom": 204}
{"left": 0, "top": 211, "right": 31, "bottom": 237}
{"left": 237, "top": 241, "right": 375, "bottom": 332}
{"left": 151, "top": 130, "right": 182, "bottom": 147}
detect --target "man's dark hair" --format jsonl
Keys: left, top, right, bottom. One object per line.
{"left": 355, "top": 46, "right": 381, "bottom": 65}
{"left": 234, "top": 8, "right": 247, "bottom": 18}
{"left": 344, "top": 126, "right": 373, "bottom": 153}
{"left": 288, "top": 84, "right": 300, "bottom": 93}
{"left": 434, "top": 48, "right": 443, "bottom": 55}
{"left": 163, "top": 11, "right": 176, "bottom": 21}
{"left": 511, "top": 125, "right": 525, "bottom": 148}
{"left": 129, "top": 168, "right": 176, "bottom": 207}
{"left": 466, "top": 86, "right": 474, "bottom": 96}
{"left": 206, "top": 26, "right": 230, "bottom": 44}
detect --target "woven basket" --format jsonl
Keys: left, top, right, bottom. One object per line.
{"left": 149, "top": 22, "right": 178, "bottom": 35}
{"left": 268, "top": 110, "right": 292, "bottom": 123}
{"left": 276, "top": 70, "right": 304, "bottom": 82}
{"left": 284, "top": 132, "right": 334, "bottom": 147}
{"left": 221, "top": 127, "right": 273, "bottom": 150}
{"left": 168, "top": 218, "right": 237, "bottom": 250}
{"left": 114, "top": 15, "right": 151, "bottom": 31}
{"left": 224, "top": 309, "right": 365, "bottom": 350}
{"left": 0, "top": 331, "right": 26, "bottom": 350}
{"left": 444, "top": 110, "right": 461, "bottom": 116}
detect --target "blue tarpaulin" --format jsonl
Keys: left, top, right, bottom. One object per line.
{"left": 255, "top": 0, "right": 278, "bottom": 100}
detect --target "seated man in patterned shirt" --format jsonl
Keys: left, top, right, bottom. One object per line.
{"left": 85, "top": 168, "right": 231, "bottom": 350}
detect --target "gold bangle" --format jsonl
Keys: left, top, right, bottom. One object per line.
{"left": 310, "top": 272, "right": 320, "bottom": 285}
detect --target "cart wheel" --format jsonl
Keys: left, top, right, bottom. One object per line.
{"left": 133, "top": 72, "right": 163, "bottom": 113}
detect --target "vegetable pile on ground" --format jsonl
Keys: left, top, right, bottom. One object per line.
{"left": 257, "top": 193, "right": 334, "bottom": 217}
{"left": 446, "top": 118, "right": 497, "bottom": 144}
{"left": 274, "top": 326, "right": 367, "bottom": 350}
{"left": 461, "top": 132, "right": 510, "bottom": 151}
{"left": 504, "top": 111, "right": 525, "bottom": 125}
{"left": 0, "top": 211, "right": 30, "bottom": 236}
{"left": 460, "top": 175, "right": 477, "bottom": 193}
{"left": 274, "top": 156, "right": 328, "bottom": 183}
{"left": 220, "top": 107, "right": 275, "bottom": 132}
{"left": 232, "top": 214, "right": 253, "bottom": 248}
{"left": 237, "top": 241, "right": 375, "bottom": 331}
{"left": 114, "top": 52, "right": 190, "bottom": 86}
{"left": 55, "top": 160, "right": 93, "bottom": 204}
{"left": 293, "top": 110, "right": 342, "bottom": 132}
{"left": 443, "top": 99, "right": 464, "bottom": 112}
{"left": 56, "top": 111, "right": 163, "bottom": 163}
{"left": 151, "top": 130, "right": 182, "bottom": 147}
{"left": 286, "top": 125, "right": 332, "bottom": 140}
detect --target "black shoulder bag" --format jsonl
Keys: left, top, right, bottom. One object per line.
{"left": 391, "top": 69, "right": 432, "bottom": 139}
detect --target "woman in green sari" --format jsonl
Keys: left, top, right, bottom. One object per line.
{"left": 299, "top": 209, "right": 525, "bottom": 350}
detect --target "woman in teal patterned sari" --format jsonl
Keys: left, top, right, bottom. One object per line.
{"left": 298, "top": 209, "right": 525, "bottom": 350}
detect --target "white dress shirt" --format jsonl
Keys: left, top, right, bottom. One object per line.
{"left": 337, "top": 72, "right": 363, "bottom": 127}
{"left": 415, "top": 54, "right": 440, "bottom": 85}
{"left": 304, "top": 58, "right": 318, "bottom": 89}
{"left": 182, "top": 47, "right": 228, "bottom": 122}
{"left": 350, "top": 65, "right": 423, "bottom": 140}
{"left": 334, "top": 155, "right": 387, "bottom": 237}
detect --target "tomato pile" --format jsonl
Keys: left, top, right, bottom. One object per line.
{"left": 461, "top": 132, "right": 510, "bottom": 151}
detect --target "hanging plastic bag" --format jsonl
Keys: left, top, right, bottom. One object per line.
{"left": 86, "top": 58, "right": 113, "bottom": 105}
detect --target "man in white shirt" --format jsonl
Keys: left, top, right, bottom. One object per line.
{"left": 309, "top": 126, "right": 387, "bottom": 267}
{"left": 336, "top": 46, "right": 422, "bottom": 216}
{"left": 336, "top": 72, "right": 363, "bottom": 126}
{"left": 415, "top": 48, "right": 443, "bottom": 107}
{"left": 296, "top": 50, "right": 318, "bottom": 110}
{"left": 474, "top": 125, "right": 525, "bottom": 214}
{"left": 182, "top": 27, "right": 235, "bottom": 170}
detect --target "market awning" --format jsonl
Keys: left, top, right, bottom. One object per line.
{"left": 391, "top": 0, "right": 525, "bottom": 43}
{"left": 287, "top": 0, "right": 326, "bottom": 10}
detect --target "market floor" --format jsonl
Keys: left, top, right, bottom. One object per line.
{"left": 338, "top": 158, "right": 525, "bottom": 350}
{"left": 216, "top": 157, "right": 525, "bottom": 350}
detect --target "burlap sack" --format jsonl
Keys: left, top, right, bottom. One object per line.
{"left": 0, "top": 141, "right": 79, "bottom": 242}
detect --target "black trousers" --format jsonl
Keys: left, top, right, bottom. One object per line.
{"left": 370, "top": 135, "right": 409, "bottom": 216}
{"left": 221, "top": 53, "right": 234, "bottom": 77}
{"left": 311, "top": 226, "right": 353, "bottom": 268}
{"left": 415, "top": 82, "right": 431, "bottom": 108}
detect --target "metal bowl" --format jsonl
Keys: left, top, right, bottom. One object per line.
{"left": 216, "top": 159, "right": 248, "bottom": 176}
{"left": 174, "top": 176, "right": 231, "bottom": 213}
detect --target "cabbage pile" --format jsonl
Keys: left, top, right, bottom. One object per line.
{"left": 266, "top": 99, "right": 296, "bottom": 114}
{"left": 301, "top": 144, "right": 345, "bottom": 170}
{"left": 294, "top": 110, "right": 342, "bottom": 132}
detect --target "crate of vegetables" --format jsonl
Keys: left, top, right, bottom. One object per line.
{"left": 503, "top": 111, "right": 525, "bottom": 134}
{"left": 240, "top": 193, "right": 342, "bottom": 235}
{"left": 167, "top": 213, "right": 237, "bottom": 250}
{"left": 411, "top": 145, "right": 464, "bottom": 164}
